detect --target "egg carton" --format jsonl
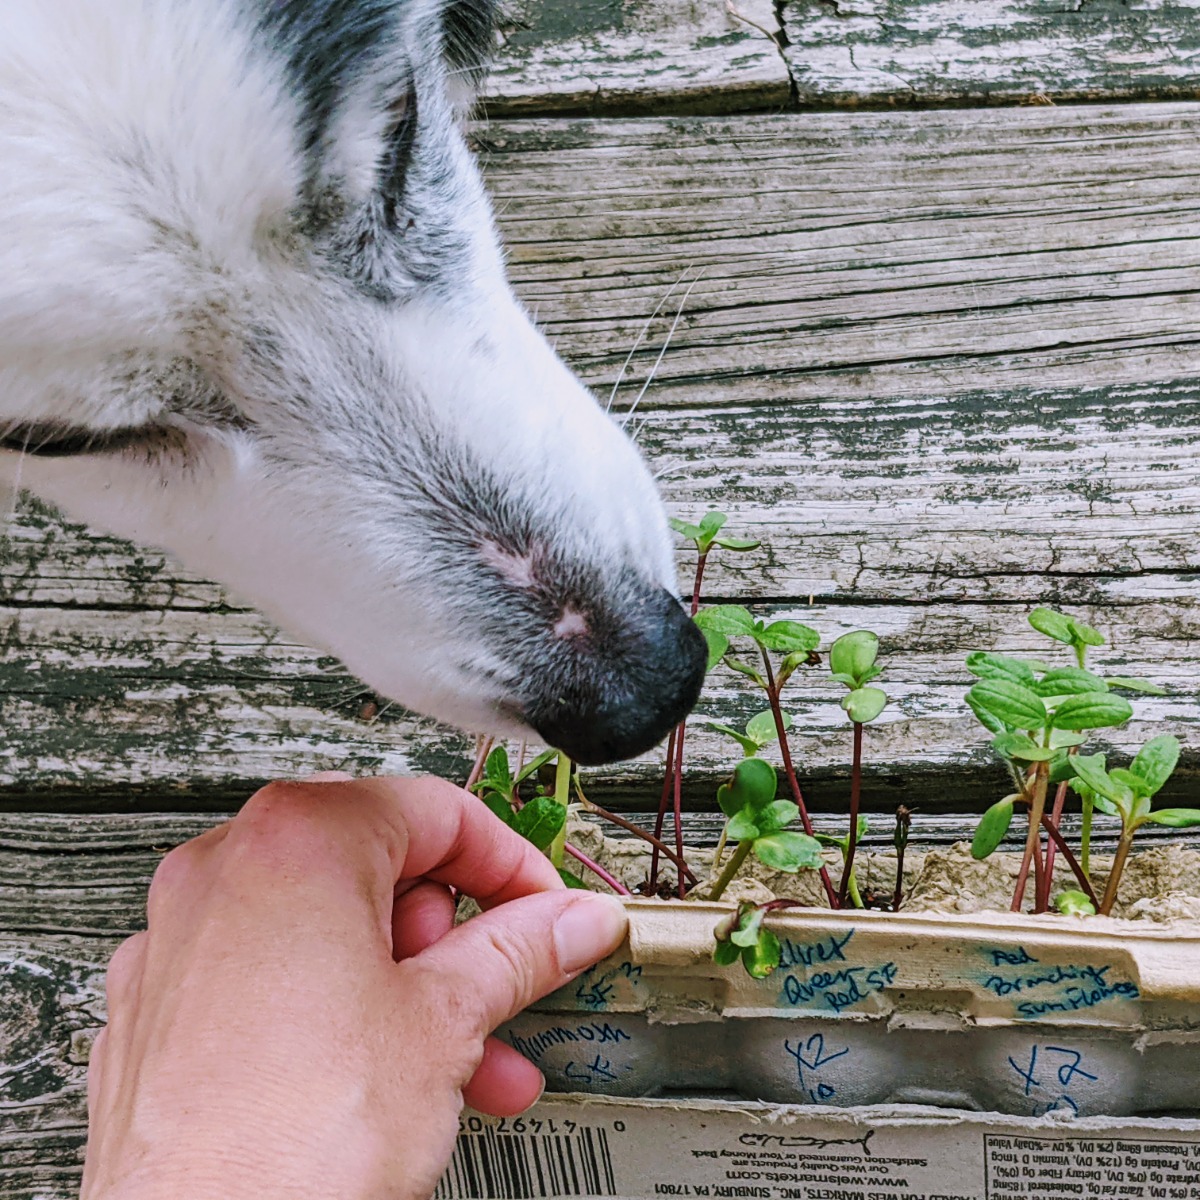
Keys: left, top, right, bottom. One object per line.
{"left": 499, "top": 901, "right": 1200, "bottom": 1118}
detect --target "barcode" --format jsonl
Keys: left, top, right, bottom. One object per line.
{"left": 435, "top": 1126, "right": 617, "bottom": 1199}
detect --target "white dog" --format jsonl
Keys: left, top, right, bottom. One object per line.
{"left": 0, "top": 0, "right": 706, "bottom": 765}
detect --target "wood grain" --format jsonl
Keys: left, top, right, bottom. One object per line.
{"left": 483, "top": 0, "right": 791, "bottom": 116}
{"left": 482, "top": 1, "right": 1200, "bottom": 116}
{"left": 2, "top": 105, "right": 1198, "bottom": 807}
{"left": 781, "top": 0, "right": 1200, "bottom": 109}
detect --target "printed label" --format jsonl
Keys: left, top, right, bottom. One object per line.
{"left": 434, "top": 1100, "right": 1200, "bottom": 1200}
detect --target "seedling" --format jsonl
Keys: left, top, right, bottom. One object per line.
{"left": 706, "top": 709, "right": 791, "bottom": 759}
{"left": 472, "top": 746, "right": 627, "bottom": 893}
{"left": 815, "top": 816, "right": 869, "bottom": 909}
{"left": 828, "top": 630, "right": 889, "bottom": 906}
{"left": 706, "top": 709, "right": 792, "bottom": 866}
{"left": 693, "top": 602, "right": 838, "bottom": 906}
{"left": 707, "top": 757, "right": 824, "bottom": 901}
{"left": 892, "top": 805, "right": 912, "bottom": 912}
{"left": 968, "top": 607, "right": 1173, "bottom": 914}
{"left": 1068, "top": 735, "right": 1196, "bottom": 914}
{"left": 713, "top": 903, "right": 782, "bottom": 978}
{"left": 651, "top": 512, "right": 761, "bottom": 898}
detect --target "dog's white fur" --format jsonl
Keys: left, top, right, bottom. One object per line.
{"left": 0, "top": 0, "right": 704, "bottom": 762}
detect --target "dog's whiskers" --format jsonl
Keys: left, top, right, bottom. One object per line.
{"left": 606, "top": 270, "right": 690, "bottom": 414}
{"left": 620, "top": 272, "right": 702, "bottom": 432}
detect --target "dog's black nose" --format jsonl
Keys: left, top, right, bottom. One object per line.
{"left": 527, "top": 589, "right": 708, "bottom": 766}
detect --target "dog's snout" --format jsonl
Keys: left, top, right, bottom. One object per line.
{"left": 526, "top": 588, "right": 708, "bottom": 766}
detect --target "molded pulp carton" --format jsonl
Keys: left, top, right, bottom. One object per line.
{"left": 434, "top": 902, "right": 1200, "bottom": 1200}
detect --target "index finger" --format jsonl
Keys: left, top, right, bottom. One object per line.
{"left": 248, "top": 775, "right": 565, "bottom": 908}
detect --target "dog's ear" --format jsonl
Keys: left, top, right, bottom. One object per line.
{"left": 439, "top": 0, "right": 500, "bottom": 96}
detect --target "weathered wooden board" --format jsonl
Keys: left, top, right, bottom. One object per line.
{"left": 0, "top": 593, "right": 1195, "bottom": 808}
{"left": 483, "top": 0, "right": 1200, "bottom": 116}
{"left": 782, "top": 0, "right": 1200, "bottom": 109}
{"left": 5, "top": 811, "right": 1199, "bottom": 939}
{"left": 2, "top": 105, "right": 1198, "bottom": 806}
{"left": 0, "top": 935, "right": 100, "bottom": 1200}
{"left": 484, "top": 0, "right": 791, "bottom": 116}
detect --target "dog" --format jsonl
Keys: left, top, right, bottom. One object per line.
{"left": 0, "top": 0, "right": 707, "bottom": 766}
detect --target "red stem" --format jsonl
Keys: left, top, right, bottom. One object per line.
{"left": 647, "top": 722, "right": 676, "bottom": 894}
{"left": 578, "top": 791, "right": 697, "bottom": 884}
{"left": 647, "top": 549, "right": 709, "bottom": 897}
{"left": 1038, "top": 813, "right": 1100, "bottom": 909}
{"left": 465, "top": 735, "right": 495, "bottom": 791}
{"left": 672, "top": 722, "right": 687, "bottom": 898}
{"left": 759, "top": 645, "right": 839, "bottom": 908}
{"left": 1011, "top": 762, "right": 1048, "bottom": 913}
{"left": 1039, "top": 778, "right": 1070, "bottom": 912}
{"left": 565, "top": 843, "right": 633, "bottom": 896}
{"left": 838, "top": 722, "right": 863, "bottom": 907}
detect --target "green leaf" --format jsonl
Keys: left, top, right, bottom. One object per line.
{"left": 712, "top": 535, "right": 761, "bottom": 552}
{"left": 752, "top": 831, "right": 825, "bottom": 872}
{"left": 694, "top": 605, "right": 756, "bottom": 637}
{"left": 1131, "top": 734, "right": 1180, "bottom": 796}
{"left": 1055, "top": 890, "right": 1097, "bottom": 917}
{"left": 557, "top": 867, "right": 590, "bottom": 889}
{"left": 757, "top": 620, "right": 821, "bottom": 653}
{"left": 482, "top": 792, "right": 515, "bottom": 825}
{"left": 730, "top": 906, "right": 765, "bottom": 947}
{"left": 724, "top": 656, "right": 767, "bottom": 687}
{"left": 1143, "top": 808, "right": 1200, "bottom": 828}
{"left": 964, "top": 651, "right": 1037, "bottom": 686}
{"left": 1069, "top": 755, "right": 1131, "bottom": 806}
{"left": 726, "top": 810, "right": 762, "bottom": 841}
{"left": 1049, "top": 729, "right": 1089, "bottom": 749}
{"left": 746, "top": 709, "right": 788, "bottom": 747}
{"left": 967, "top": 692, "right": 1009, "bottom": 735}
{"left": 1051, "top": 693, "right": 1133, "bottom": 732}
{"left": 713, "top": 939, "right": 742, "bottom": 966}
{"left": 971, "top": 797, "right": 1016, "bottom": 859}
{"left": 698, "top": 511, "right": 728, "bottom": 537}
{"left": 1109, "top": 767, "right": 1150, "bottom": 798}
{"left": 1106, "top": 676, "right": 1167, "bottom": 695}
{"left": 778, "top": 650, "right": 817, "bottom": 682}
{"left": 668, "top": 517, "right": 704, "bottom": 541}
{"left": 701, "top": 628, "right": 729, "bottom": 671}
{"left": 705, "top": 721, "right": 760, "bottom": 757}
{"left": 742, "top": 927, "right": 782, "bottom": 979}
{"left": 1048, "top": 754, "right": 1078, "bottom": 784}
{"left": 1035, "top": 667, "right": 1108, "bottom": 696}
{"left": 511, "top": 796, "right": 567, "bottom": 851}
{"left": 830, "top": 630, "right": 880, "bottom": 683}
{"left": 716, "top": 757, "right": 778, "bottom": 817}
{"left": 967, "top": 680, "right": 1048, "bottom": 730}
{"left": 1028, "top": 608, "right": 1076, "bottom": 644}
{"left": 1069, "top": 619, "right": 1106, "bottom": 648}
{"left": 841, "top": 686, "right": 888, "bottom": 724}
{"left": 992, "top": 732, "right": 1056, "bottom": 762}
{"left": 513, "top": 748, "right": 558, "bottom": 786}
{"left": 757, "top": 800, "right": 800, "bottom": 835}
{"left": 481, "top": 745, "right": 513, "bottom": 792}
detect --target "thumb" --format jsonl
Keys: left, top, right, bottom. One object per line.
{"left": 407, "top": 891, "right": 628, "bottom": 1035}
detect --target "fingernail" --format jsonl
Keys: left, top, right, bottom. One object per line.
{"left": 554, "top": 894, "right": 629, "bottom": 975}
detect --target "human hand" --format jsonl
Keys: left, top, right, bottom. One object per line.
{"left": 81, "top": 775, "right": 628, "bottom": 1200}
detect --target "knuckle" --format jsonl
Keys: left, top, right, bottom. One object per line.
{"left": 103, "top": 932, "right": 146, "bottom": 1007}
{"left": 145, "top": 840, "right": 205, "bottom": 921}
{"left": 230, "top": 780, "right": 332, "bottom": 861}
